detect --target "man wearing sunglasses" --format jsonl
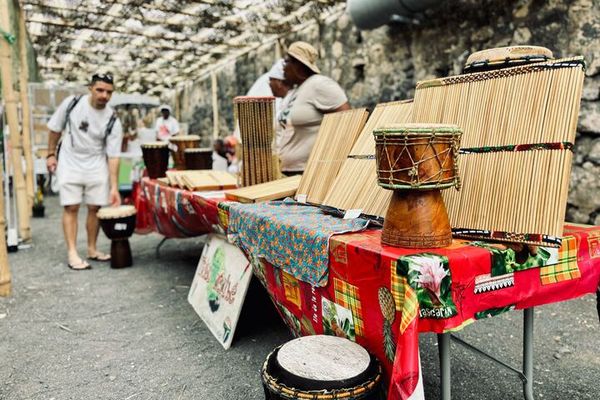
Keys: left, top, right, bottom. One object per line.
{"left": 46, "top": 73, "right": 123, "bottom": 270}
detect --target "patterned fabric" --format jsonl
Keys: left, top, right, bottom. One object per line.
{"left": 333, "top": 278, "right": 364, "bottom": 336}
{"left": 540, "top": 236, "right": 581, "bottom": 285}
{"left": 227, "top": 200, "right": 369, "bottom": 286}
{"left": 390, "top": 263, "right": 405, "bottom": 311}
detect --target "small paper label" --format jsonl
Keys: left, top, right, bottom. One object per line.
{"left": 297, "top": 194, "right": 307, "bottom": 204}
{"left": 115, "top": 223, "right": 128, "bottom": 231}
{"left": 343, "top": 209, "right": 362, "bottom": 219}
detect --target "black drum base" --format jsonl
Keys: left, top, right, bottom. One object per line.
{"left": 111, "top": 239, "right": 132, "bottom": 269}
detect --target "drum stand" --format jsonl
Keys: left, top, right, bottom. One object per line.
{"left": 111, "top": 238, "right": 133, "bottom": 268}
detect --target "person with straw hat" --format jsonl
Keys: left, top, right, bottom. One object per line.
{"left": 278, "top": 41, "right": 350, "bottom": 175}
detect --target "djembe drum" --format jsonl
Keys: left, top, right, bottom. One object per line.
{"left": 141, "top": 141, "right": 169, "bottom": 179}
{"left": 374, "top": 124, "right": 462, "bottom": 248}
{"left": 169, "top": 135, "right": 201, "bottom": 170}
{"left": 184, "top": 148, "right": 213, "bottom": 170}
{"left": 463, "top": 45, "right": 553, "bottom": 74}
{"left": 261, "top": 335, "right": 383, "bottom": 400}
{"left": 97, "top": 205, "right": 137, "bottom": 269}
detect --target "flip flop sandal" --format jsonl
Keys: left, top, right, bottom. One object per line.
{"left": 88, "top": 253, "right": 111, "bottom": 262}
{"left": 68, "top": 261, "right": 92, "bottom": 270}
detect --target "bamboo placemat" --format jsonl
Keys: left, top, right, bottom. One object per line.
{"left": 296, "top": 108, "right": 369, "bottom": 204}
{"left": 224, "top": 175, "right": 301, "bottom": 203}
{"left": 412, "top": 57, "right": 585, "bottom": 246}
{"left": 322, "top": 100, "right": 414, "bottom": 216}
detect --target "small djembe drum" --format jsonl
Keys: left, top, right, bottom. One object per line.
{"left": 169, "top": 135, "right": 201, "bottom": 170}
{"left": 97, "top": 205, "right": 137, "bottom": 269}
{"left": 184, "top": 148, "right": 213, "bottom": 170}
{"left": 141, "top": 141, "right": 169, "bottom": 179}
{"left": 463, "top": 45, "right": 553, "bottom": 74}
{"left": 261, "top": 335, "right": 383, "bottom": 400}
{"left": 374, "top": 124, "right": 462, "bottom": 248}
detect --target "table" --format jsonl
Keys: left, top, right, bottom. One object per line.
{"left": 134, "top": 178, "right": 225, "bottom": 251}
{"left": 219, "top": 201, "right": 600, "bottom": 399}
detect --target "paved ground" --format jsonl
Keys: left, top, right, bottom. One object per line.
{"left": 1, "top": 196, "right": 599, "bottom": 399}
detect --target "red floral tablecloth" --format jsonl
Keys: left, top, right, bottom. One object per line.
{"left": 134, "top": 177, "right": 223, "bottom": 238}
{"left": 219, "top": 201, "right": 600, "bottom": 399}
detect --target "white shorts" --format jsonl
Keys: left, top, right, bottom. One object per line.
{"left": 59, "top": 176, "right": 109, "bottom": 206}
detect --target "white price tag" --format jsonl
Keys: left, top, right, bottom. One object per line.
{"left": 296, "top": 194, "right": 308, "bottom": 204}
{"left": 115, "top": 223, "right": 128, "bottom": 231}
{"left": 343, "top": 209, "right": 362, "bottom": 219}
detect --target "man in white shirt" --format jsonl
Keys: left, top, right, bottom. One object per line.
{"left": 155, "top": 104, "right": 180, "bottom": 141}
{"left": 46, "top": 73, "right": 123, "bottom": 270}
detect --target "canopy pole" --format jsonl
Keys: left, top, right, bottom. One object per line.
{"left": 0, "top": 0, "right": 14, "bottom": 296}
{"left": 0, "top": 0, "right": 32, "bottom": 242}
{"left": 18, "top": 5, "right": 35, "bottom": 213}
{"left": 211, "top": 71, "right": 219, "bottom": 140}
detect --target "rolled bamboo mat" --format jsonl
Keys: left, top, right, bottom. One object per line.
{"left": 296, "top": 108, "right": 369, "bottom": 204}
{"left": 322, "top": 100, "right": 414, "bottom": 216}
{"left": 412, "top": 57, "right": 585, "bottom": 246}
{"left": 224, "top": 175, "right": 301, "bottom": 203}
{"left": 234, "top": 96, "right": 275, "bottom": 187}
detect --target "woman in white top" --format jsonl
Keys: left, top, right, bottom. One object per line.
{"left": 278, "top": 41, "right": 350, "bottom": 175}
{"left": 155, "top": 105, "right": 180, "bottom": 141}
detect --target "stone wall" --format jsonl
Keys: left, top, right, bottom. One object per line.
{"left": 174, "top": 0, "right": 600, "bottom": 224}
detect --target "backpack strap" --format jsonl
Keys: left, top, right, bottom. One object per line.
{"left": 62, "top": 94, "right": 83, "bottom": 132}
{"left": 105, "top": 112, "right": 117, "bottom": 139}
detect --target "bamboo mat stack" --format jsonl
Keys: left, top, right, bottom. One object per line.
{"left": 225, "top": 175, "right": 302, "bottom": 203}
{"left": 234, "top": 96, "right": 276, "bottom": 187}
{"left": 412, "top": 57, "right": 585, "bottom": 245}
{"left": 296, "top": 108, "right": 369, "bottom": 204}
{"left": 322, "top": 100, "right": 414, "bottom": 216}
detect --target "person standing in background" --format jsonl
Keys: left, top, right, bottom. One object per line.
{"left": 46, "top": 73, "right": 123, "bottom": 270}
{"left": 279, "top": 41, "right": 350, "bottom": 175}
{"left": 155, "top": 105, "right": 179, "bottom": 141}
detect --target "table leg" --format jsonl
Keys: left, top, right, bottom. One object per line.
{"left": 522, "top": 308, "right": 534, "bottom": 400}
{"left": 438, "top": 333, "right": 451, "bottom": 400}
{"left": 156, "top": 237, "right": 169, "bottom": 259}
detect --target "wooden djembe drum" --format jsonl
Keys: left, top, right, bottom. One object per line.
{"left": 169, "top": 135, "right": 201, "bottom": 170}
{"left": 184, "top": 147, "right": 213, "bottom": 170}
{"left": 373, "top": 124, "right": 462, "bottom": 248}
{"left": 97, "top": 205, "right": 137, "bottom": 269}
{"left": 141, "top": 141, "right": 169, "bottom": 179}
{"left": 261, "top": 335, "right": 383, "bottom": 400}
{"left": 463, "top": 45, "right": 553, "bottom": 74}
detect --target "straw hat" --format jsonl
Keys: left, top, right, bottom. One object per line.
{"left": 287, "top": 42, "right": 320, "bottom": 74}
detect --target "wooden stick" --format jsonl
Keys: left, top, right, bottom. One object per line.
{"left": 0, "top": 0, "right": 31, "bottom": 241}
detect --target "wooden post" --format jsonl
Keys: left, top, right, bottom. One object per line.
{"left": 18, "top": 5, "right": 35, "bottom": 212}
{"left": 0, "top": 0, "right": 31, "bottom": 241}
{"left": 0, "top": 0, "right": 13, "bottom": 296}
{"left": 211, "top": 71, "right": 219, "bottom": 140}
{"left": 0, "top": 141, "right": 11, "bottom": 296}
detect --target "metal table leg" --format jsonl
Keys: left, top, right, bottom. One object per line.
{"left": 447, "top": 307, "right": 535, "bottom": 400}
{"left": 156, "top": 237, "right": 169, "bottom": 259}
{"left": 523, "top": 308, "right": 534, "bottom": 400}
{"left": 438, "top": 333, "right": 451, "bottom": 400}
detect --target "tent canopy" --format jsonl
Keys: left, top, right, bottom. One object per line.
{"left": 21, "top": 0, "right": 345, "bottom": 97}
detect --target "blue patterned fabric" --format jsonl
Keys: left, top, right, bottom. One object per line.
{"left": 227, "top": 200, "right": 370, "bottom": 286}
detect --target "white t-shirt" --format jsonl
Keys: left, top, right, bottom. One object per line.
{"left": 278, "top": 74, "right": 347, "bottom": 172}
{"left": 155, "top": 116, "right": 180, "bottom": 141}
{"left": 47, "top": 95, "right": 123, "bottom": 182}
